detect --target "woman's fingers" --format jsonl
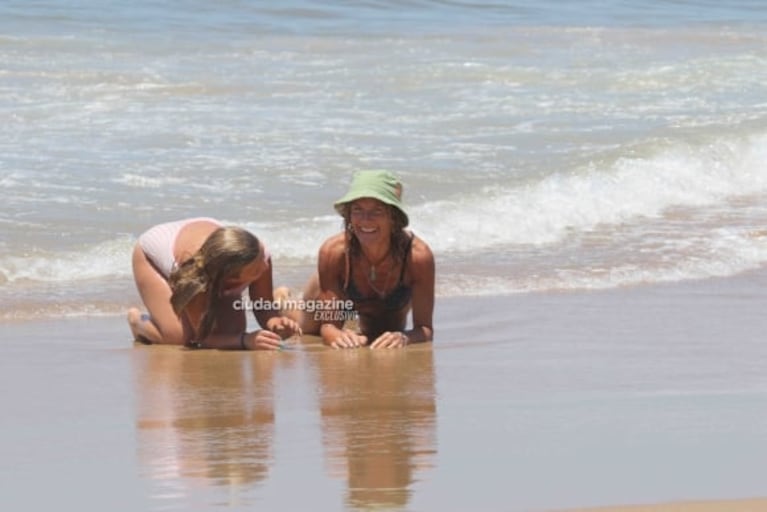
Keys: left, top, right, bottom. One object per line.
{"left": 253, "top": 329, "right": 283, "bottom": 350}
{"left": 331, "top": 331, "right": 367, "bottom": 349}
{"left": 270, "top": 316, "right": 303, "bottom": 338}
{"left": 370, "top": 331, "right": 408, "bottom": 349}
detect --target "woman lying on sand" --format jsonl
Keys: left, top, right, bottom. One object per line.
{"left": 283, "top": 170, "right": 434, "bottom": 349}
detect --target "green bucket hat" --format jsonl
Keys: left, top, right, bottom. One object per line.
{"left": 334, "top": 170, "right": 409, "bottom": 226}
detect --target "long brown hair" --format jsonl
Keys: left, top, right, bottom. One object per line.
{"left": 168, "top": 226, "right": 261, "bottom": 341}
{"left": 340, "top": 202, "right": 410, "bottom": 265}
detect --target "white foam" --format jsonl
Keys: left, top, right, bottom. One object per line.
{"left": 240, "top": 217, "right": 341, "bottom": 263}
{"left": 228, "top": 133, "right": 767, "bottom": 278}
{"left": 4, "top": 134, "right": 766, "bottom": 294}
{"left": 0, "top": 236, "right": 134, "bottom": 284}
{"left": 113, "top": 173, "right": 185, "bottom": 189}
{"left": 436, "top": 228, "right": 767, "bottom": 296}
{"left": 414, "top": 133, "right": 767, "bottom": 254}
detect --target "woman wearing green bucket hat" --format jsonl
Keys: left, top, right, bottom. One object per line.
{"left": 284, "top": 170, "right": 434, "bottom": 348}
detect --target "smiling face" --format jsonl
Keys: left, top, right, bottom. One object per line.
{"left": 349, "top": 198, "right": 393, "bottom": 245}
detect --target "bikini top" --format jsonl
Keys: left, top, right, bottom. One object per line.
{"left": 343, "top": 234, "right": 414, "bottom": 312}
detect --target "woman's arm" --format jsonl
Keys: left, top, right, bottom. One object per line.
{"left": 370, "top": 238, "right": 435, "bottom": 348}
{"left": 183, "top": 290, "right": 286, "bottom": 350}
{"left": 249, "top": 256, "right": 302, "bottom": 339}
{"left": 316, "top": 236, "right": 368, "bottom": 348}
{"left": 192, "top": 329, "right": 284, "bottom": 350}
{"left": 404, "top": 239, "right": 435, "bottom": 343}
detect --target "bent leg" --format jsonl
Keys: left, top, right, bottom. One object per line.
{"left": 130, "top": 244, "right": 189, "bottom": 345}
{"left": 298, "top": 272, "right": 322, "bottom": 334}
{"left": 127, "top": 307, "right": 157, "bottom": 344}
{"left": 272, "top": 274, "right": 324, "bottom": 335}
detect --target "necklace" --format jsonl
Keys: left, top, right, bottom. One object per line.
{"left": 361, "top": 251, "right": 393, "bottom": 297}
{"left": 363, "top": 250, "right": 390, "bottom": 281}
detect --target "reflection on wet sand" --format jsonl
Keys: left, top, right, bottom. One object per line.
{"left": 311, "top": 346, "right": 437, "bottom": 510}
{"left": 132, "top": 346, "right": 277, "bottom": 500}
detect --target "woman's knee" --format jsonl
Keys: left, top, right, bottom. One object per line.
{"left": 301, "top": 272, "right": 321, "bottom": 300}
{"left": 156, "top": 322, "right": 187, "bottom": 345}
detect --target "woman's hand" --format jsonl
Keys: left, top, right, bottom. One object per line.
{"left": 243, "top": 329, "right": 284, "bottom": 350}
{"left": 329, "top": 329, "right": 368, "bottom": 350}
{"left": 370, "top": 331, "right": 409, "bottom": 349}
{"left": 266, "top": 315, "right": 302, "bottom": 339}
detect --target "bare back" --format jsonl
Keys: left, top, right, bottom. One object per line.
{"left": 173, "top": 219, "right": 221, "bottom": 266}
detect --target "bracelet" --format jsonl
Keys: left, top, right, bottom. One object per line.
{"left": 240, "top": 332, "right": 248, "bottom": 350}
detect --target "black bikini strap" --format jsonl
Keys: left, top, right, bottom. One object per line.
{"left": 398, "top": 233, "right": 415, "bottom": 284}
{"left": 343, "top": 247, "right": 351, "bottom": 293}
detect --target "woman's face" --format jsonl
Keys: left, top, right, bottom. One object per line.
{"left": 220, "top": 247, "right": 268, "bottom": 296}
{"left": 349, "top": 198, "right": 392, "bottom": 245}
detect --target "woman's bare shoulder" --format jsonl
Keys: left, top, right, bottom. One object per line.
{"left": 319, "top": 233, "right": 346, "bottom": 254}
{"left": 318, "top": 233, "right": 347, "bottom": 265}
{"left": 408, "top": 234, "right": 435, "bottom": 276}
{"left": 410, "top": 234, "right": 433, "bottom": 260}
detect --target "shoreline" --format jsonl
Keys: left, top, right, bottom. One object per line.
{"left": 3, "top": 265, "right": 767, "bottom": 326}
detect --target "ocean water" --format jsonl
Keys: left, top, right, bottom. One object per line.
{"left": 2, "top": 0, "right": 767, "bottom": 320}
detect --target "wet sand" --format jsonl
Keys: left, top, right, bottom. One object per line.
{"left": 562, "top": 497, "right": 767, "bottom": 511}
{"left": 1, "top": 271, "right": 766, "bottom": 511}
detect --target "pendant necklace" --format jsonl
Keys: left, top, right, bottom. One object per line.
{"left": 365, "top": 250, "right": 389, "bottom": 281}
{"left": 363, "top": 251, "right": 392, "bottom": 297}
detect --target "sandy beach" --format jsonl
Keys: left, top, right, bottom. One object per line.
{"left": 2, "top": 270, "right": 766, "bottom": 511}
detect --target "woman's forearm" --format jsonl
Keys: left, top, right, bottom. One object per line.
{"left": 404, "top": 325, "right": 433, "bottom": 344}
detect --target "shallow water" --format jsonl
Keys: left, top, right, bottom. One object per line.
{"left": 2, "top": 273, "right": 766, "bottom": 511}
